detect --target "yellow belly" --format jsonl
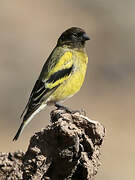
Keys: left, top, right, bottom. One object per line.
{"left": 48, "top": 50, "right": 88, "bottom": 103}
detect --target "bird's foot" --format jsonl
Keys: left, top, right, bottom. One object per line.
{"left": 55, "top": 103, "right": 86, "bottom": 115}
{"left": 55, "top": 103, "right": 73, "bottom": 113}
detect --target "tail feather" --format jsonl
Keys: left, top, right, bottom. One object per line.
{"left": 13, "top": 121, "right": 26, "bottom": 141}
{"left": 13, "top": 104, "right": 47, "bottom": 141}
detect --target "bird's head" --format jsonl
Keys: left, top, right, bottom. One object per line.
{"left": 57, "top": 27, "right": 90, "bottom": 48}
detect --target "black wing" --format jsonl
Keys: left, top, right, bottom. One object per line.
{"left": 21, "top": 50, "right": 74, "bottom": 121}
{"left": 20, "top": 80, "right": 59, "bottom": 120}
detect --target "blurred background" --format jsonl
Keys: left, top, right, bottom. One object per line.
{"left": 0, "top": 0, "right": 135, "bottom": 179}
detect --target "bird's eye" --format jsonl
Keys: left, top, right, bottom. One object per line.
{"left": 78, "top": 32, "right": 83, "bottom": 37}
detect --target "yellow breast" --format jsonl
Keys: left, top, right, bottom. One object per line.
{"left": 49, "top": 50, "right": 88, "bottom": 103}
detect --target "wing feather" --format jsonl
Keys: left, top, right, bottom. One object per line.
{"left": 21, "top": 47, "right": 73, "bottom": 120}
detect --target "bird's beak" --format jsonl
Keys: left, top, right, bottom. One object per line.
{"left": 83, "top": 33, "right": 90, "bottom": 41}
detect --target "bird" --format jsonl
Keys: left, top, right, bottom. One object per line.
{"left": 13, "top": 27, "right": 90, "bottom": 141}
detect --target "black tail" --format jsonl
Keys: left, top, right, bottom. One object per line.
{"left": 13, "top": 122, "right": 25, "bottom": 141}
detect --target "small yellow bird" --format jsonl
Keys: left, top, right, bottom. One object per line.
{"left": 13, "top": 27, "right": 90, "bottom": 141}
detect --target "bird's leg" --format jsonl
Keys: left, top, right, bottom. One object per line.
{"left": 55, "top": 102, "right": 73, "bottom": 113}
{"left": 55, "top": 102, "right": 86, "bottom": 115}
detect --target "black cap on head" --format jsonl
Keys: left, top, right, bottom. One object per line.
{"left": 57, "top": 27, "right": 90, "bottom": 48}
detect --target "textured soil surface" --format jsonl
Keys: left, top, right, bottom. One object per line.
{"left": 0, "top": 108, "right": 105, "bottom": 180}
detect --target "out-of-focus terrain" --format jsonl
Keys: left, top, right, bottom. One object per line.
{"left": 0, "top": 1, "right": 135, "bottom": 179}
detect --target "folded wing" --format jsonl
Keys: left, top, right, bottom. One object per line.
{"left": 21, "top": 49, "right": 74, "bottom": 121}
